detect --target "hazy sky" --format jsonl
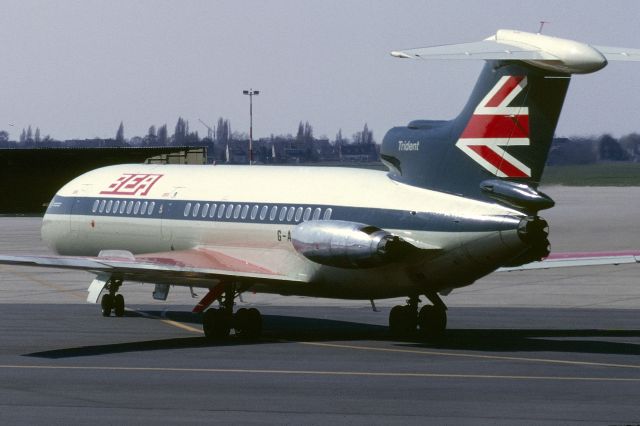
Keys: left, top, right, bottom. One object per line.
{"left": 2, "top": 0, "right": 639, "bottom": 141}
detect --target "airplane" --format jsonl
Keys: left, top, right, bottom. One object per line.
{"left": 1, "top": 29, "right": 640, "bottom": 340}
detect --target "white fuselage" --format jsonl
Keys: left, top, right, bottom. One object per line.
{"left": 42, "top": 164, "right": 529, "bottom": 299}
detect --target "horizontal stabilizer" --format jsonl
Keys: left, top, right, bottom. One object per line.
{"left": 391, "top": 40, "right": 556, "bottom": 61}
{"left": 392, "top": 29, "right": 640, "bottom": 74}
{"left": 592, "top": 45, "right": 640, "bottom": 61}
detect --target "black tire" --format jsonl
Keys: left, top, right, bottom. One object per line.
{"left": 245, "top": 308, "right": 263, "bottom": 340}
{"left": 234, "top": 308, "right": 249, "bottom": 336}
{"left": 101, "top": 294, "right": 113, "bottom": 317}
{"left": 417, "top": 305, "right": 447, "bottom": 338}
{"left": 203, "top": 309, "right": 231, "bottom": 340}
{"left": 389, "top": 305, "right": 416, "bottom": 337}
{"left": 114, "top": 294, "right": 125, "bottom": 317}
{"left": 235, "top": 308, "right": 262, "bottom": 340}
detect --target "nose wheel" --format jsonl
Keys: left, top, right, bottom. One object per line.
{"left": 100, "top": 279, "right": 125, "bottom": 317}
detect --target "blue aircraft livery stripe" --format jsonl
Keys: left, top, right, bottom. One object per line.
{"left": 45, "top": 195, "right": 521, "bottom": 233}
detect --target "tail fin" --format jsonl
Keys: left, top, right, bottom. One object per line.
{"left": 382, "top": 29, "right": 639, "bottom": 211}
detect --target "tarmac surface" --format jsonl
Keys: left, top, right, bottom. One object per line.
{"left": 0, "top": 186, "right": 639, "bottom": 424}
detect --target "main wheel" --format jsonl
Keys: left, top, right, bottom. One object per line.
{"left": 114, "top": 294, "right": 125, "bottom": 317}
{"left": 417, "top": 305, "right": 447, "bottom": 338}
{"left": 203, "top": 309, "right": 231, "bottom": 340}
{"left": 101, "top": 294, "right": 113, "bottom": 317}
{"left": 234, "top": 308, "right": 263, "bottom": 340}
{"left": 389, "top": 305, "right": 417, "bottom": 337}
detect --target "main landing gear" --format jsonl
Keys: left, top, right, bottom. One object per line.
{"left": 201, "top": 284, "right": 262, "bottom": 341}
{"left": 389, "top": 292, "right": 447, "bottom": 339}
{"left": 100, "top": 278, "right": 125, "bottom": 317}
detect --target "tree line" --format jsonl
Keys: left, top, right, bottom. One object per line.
{"left": 3, "top": 118, "right": 639, "bottom": 165}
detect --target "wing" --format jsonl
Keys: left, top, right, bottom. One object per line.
{"left": 0, "top": 247, "right": 306, "bottom": 288}
{"left": 498, "top": 251, "right": 640, "bottom": 272}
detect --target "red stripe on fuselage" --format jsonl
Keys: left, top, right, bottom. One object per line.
{"left": 460, "top": 115, "right": 529, "bottom": 139}
{"left": 467, "top": 145, "right": 529, "bottom": 178}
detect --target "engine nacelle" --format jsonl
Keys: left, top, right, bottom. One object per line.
{"left": 291, "top": 220, "right": 414, "bottom": 268}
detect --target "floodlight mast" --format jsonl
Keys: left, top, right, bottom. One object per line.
{"left": 242, "top": 89, "right": 260, "bottom": 164}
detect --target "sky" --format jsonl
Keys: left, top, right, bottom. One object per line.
{"left": 1, "top": 0, "right": 640, "bottom": 142}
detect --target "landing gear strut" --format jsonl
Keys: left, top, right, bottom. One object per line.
{"left": 389, "top": 291, "right": 447, "bottom": 339}
{"left": 101, "top": 278, "right": 125, "bottom": 317}
{"left": 201, "top": 284, "right": 262, "bottom": 341}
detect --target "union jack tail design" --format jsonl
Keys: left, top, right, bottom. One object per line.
{"left": 456, "top": 75, "right": 531, "bottom": 178}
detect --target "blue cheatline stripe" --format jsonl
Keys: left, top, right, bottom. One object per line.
{"left": 44, "top": 195, "right": 521, "bottom": 233}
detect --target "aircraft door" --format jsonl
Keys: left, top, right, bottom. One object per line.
{"left": 70, "top": 184, "right": 94, "bottom": 240}
{"left": 160, "top": 188, "right": 182, "bottom": 245}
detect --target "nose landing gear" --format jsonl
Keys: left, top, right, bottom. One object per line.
{"left": 100, "top": 278, "right": 125, "bottom": 317}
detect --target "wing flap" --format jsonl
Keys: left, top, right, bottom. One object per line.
{"left": 0, "top": 247, "right": 306, "bottom": 288}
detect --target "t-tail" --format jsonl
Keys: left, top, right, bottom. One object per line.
{"left": 382, "top": 29, "right": 640, "bottom": 214}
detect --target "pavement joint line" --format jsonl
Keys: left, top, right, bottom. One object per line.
{"left": 0, "top": 266, "right": 86, "bottom": 301}
{"left": 300, "top": 342, "right": 640, "bottom": 370}
{"left": 0, "top": 364, "right": 637, "bottom": 382}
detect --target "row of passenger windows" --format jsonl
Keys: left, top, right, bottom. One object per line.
{"left": 92, "top": 199, "right": 158, "bottom": 216}
{"left": 183, "top": 202, "right": 332, "bottom": 222}
{"left": 90, "top": 198, "right": 333, "bottom": 223}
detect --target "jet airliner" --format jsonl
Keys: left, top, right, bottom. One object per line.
{"left": 2, "top": 29, "right": 639, "bottom": 340}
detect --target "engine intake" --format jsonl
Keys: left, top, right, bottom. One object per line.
{"left": 291, "top": 220, "right": 414, "bottom": 268}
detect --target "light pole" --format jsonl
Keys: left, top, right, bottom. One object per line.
{"left": 242, "top": 89, "right": 259, "bottom": 164}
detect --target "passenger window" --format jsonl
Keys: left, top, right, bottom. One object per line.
{"left": 202, "top": 203, "right": 209, "bottom": 218}
{"left": 294, "top": 207, "right": 303, "bottom": 222}
{"left": 192, "top": 202, "right": 200, "bottom": 217}
{"left": 233, "top": 204, "right": 241, "bottom": 219}
{"left": 99, "top": 200, "right": 106, "bottom": 213}
{"left": 158, "top": 204, "right": 163, "bottom": 215}
{"left": 184, "top": 202, "right": 192, "bottom": 217}
{"left": 323, "top": 208, "right": 333, "bottom": 220}
{"left": 113, "top": 200, "right": 120, "bottom": 214}
{"left": 217, "top": 204, "right": 226, "bottom": 219}
{"left": 148, "top": 201, "right": 155, "bottom": 215}
{"left": 269, "top": 206, "right": 278, "bottom": 221}
{"left": 241, "top": 205, "right": 249, "bottom": 219}
{"left": 279, "top": 207, "right": 287, "bottom": 222}
{"left": 312, "top": 208, "right": 321, "bottom": 220}
{"left": 133, "top": 201, "right": 141, "bottom": 215}
{"left": 105, "top": 200, "right": 113, "bottom": 213}
{"left": 92, "top": 199, "right": 99, "bottom": 213}
{"left": 126, "top": 201, "right": 134, "bottom": 214}
{"left": 303, "top": 207, "right": 312, "bottom": 221}
{"left": 209, "top": 203, "right": 217, "bottom": 218}
{"left": 251, "top": 205, "right": 259, "bottom": 220}
{"left": 119, "top": 201, "right": 127, "bottom": 214}
{"left": 225, "top": 204, "right": 234, "bottom": 219}
{"left": 260, "top": 205, "right": 268, "bottom": 220}
{"left": 141, "top": 201, "right": 148, "bottom": 215}
{"left": 287, "top": 207, "right": 295, "bottom": 222}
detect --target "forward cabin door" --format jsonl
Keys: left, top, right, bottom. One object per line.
{"left": 160, "top": 187, "right": 182, "bottom": 248}
{"left": 70, "top": 183, "right": 94, "bottom": 244}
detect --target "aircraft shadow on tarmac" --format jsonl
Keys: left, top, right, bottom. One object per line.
{"left": 25, "top": 310, "right": 640, "bottom": 359}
